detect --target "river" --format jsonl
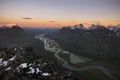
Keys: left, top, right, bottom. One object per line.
{"left": 35, "top": 34, "right": 116, "bottom": 80}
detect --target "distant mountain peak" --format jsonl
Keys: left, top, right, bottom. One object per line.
{"left": 10, "top": 25, "right": 24, "bottom": 31}
{"left": 0, "top": 25, "right": 9, "bottom": 29}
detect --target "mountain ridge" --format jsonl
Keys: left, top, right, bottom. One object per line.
{"left": 0, "top": 25, "right": 31, "bottom": 48}
{"left": 46, "top": 24, "right": 120, "bottom": 66}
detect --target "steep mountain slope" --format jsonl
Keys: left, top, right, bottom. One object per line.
{"left": 46, "top": 24, "right": 120, "bottom": 66}
{"left": 0, "top": 25, "right": 32, "bottom": 48}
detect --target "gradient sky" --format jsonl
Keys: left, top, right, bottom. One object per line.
{"left": 0, "top": 0, "right": 120, "bottom": 28}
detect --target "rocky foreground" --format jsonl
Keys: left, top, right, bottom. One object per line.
{"left": 0, "top": 47, "right": 79, "bottom": 80}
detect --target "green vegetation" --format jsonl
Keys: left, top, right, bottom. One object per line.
{"left": 79, "top": 69, "right": 110, "bottom": 80}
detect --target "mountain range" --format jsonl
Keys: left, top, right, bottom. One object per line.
{"left": 46, "top": 24, "right": 120, "bottom": 66}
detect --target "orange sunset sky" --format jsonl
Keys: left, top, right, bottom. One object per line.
{"left": 0, "top": 0, "right": 120, "bottom": 28}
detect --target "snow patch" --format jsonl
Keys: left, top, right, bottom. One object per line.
{"left": 19, "top": 63, "right": 27, "bottom": 68}
{"left": 4, "top": 67, "right": 11, "bottom": 70}
{"left": 9, "top": 55, "right": 16, "bottom": 61}
{"left": 42, "top": 73, "right": 50, "bottom": 76}
{"left": 3, "top": 61, "right": 8, "bottom": 66}
{"left": 27, "top": 67, "right": 35, "bottom": 74}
